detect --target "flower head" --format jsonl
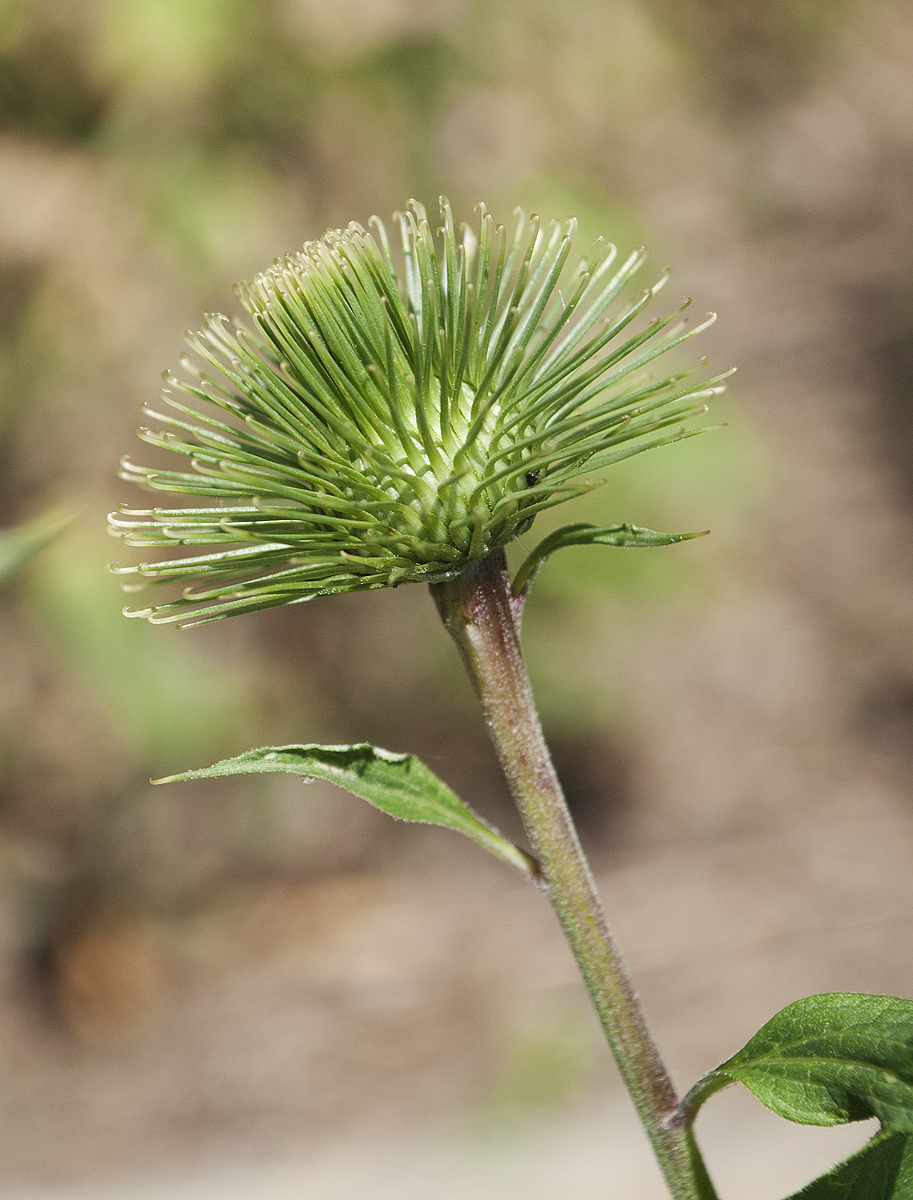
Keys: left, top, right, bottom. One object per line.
{"left": 109, "top": 199, "right": 726, "bottom": 626}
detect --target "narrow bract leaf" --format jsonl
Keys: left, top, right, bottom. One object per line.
{"left": 784, "top": 1130, "right": 913, "bottom": 1199}
{"left": 687, "top": 994, "right": 913, "bottom": 1131}
{"left": 512, "top": 521, "right": 708, "bottom": 596}
{"left": 156, "top": 742, "right": 538, "bottom": 881}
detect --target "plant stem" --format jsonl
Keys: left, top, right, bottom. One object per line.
{"left": 431, "top": 548, "right": 718, "bottom": 1200}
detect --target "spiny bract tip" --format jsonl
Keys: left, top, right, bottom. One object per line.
{"left": 109, "top": 198, "right": 722, "bottom": 626}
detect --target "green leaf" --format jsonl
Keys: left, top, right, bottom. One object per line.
{"left": 784, "top": 1130, "right": 913, "bottom": 1199}
{"left": 156, "top": 743, "right": 539, "bottom": 882}
{"left": 511, "top": 521, "right": 708, "bottom": 596}
{"left": 685, "top": 994, "right": 913, "bottom": 1131}
{"left": 0, "top": 505, "right": 74, "bottom": 585}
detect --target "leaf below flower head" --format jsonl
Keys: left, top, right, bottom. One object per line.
{"left": 156, "top": 742, "right": 539, "bottom": 882}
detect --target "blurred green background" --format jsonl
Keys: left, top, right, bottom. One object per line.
{"left": 4, "top": 1, "right": 913, "bottom": 1197}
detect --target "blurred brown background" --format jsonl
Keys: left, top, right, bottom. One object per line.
{"left": 2, "top": 0, "right": 913, "bottom": 1196}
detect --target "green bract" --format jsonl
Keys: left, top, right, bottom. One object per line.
{"left": 109, "top": 199, "right": 726, "bottom": 626}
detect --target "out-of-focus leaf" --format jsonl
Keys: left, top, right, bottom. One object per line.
{"left": 0, "top": 505, "right": 73, "bottom": 584}
{"left": 512, "top": 521, "right": 708, "bottom": 596}
{"left": 784, "top": 1130, "right": 913, "bottom": 1199}
{"left": 684, "top": 994, "right": 913, "bottom": 1130}
{"left": 158, "top": 743, "right": 539, "bottom": 882}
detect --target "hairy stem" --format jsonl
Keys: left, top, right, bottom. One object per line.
{"left": 431, "top": 548, "right": 718, "bottom": 1200}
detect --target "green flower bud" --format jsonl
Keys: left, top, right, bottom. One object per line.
{"left": 109, "top": 199, "right": 726, "bottom": 627}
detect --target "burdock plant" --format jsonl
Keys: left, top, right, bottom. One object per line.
{"left": 110, "top": 200, "right": 913, "bottom": 1199}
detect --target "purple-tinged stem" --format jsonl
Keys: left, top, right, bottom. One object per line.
{"left": 431, "top": 548, "right": 717, "bottom": 1200}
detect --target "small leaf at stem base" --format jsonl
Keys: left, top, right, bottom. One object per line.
{"left": 783, "top": 1130, "right": 913, "bottom": 1199}
{"left": 680, "top": 994, "right": 913, "bottom": 1131}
